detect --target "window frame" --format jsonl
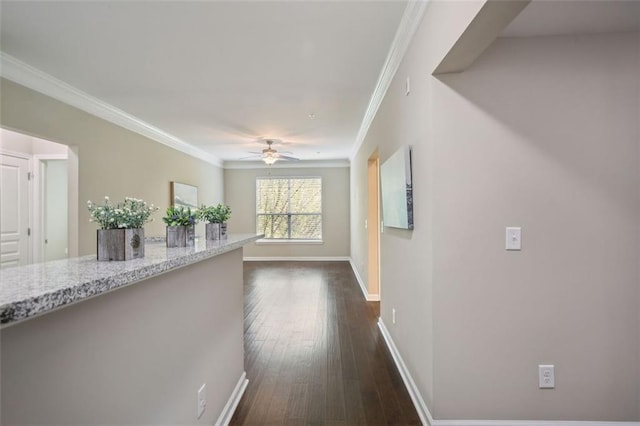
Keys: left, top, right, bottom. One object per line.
{"left": 255, "top": 176, "right": 323, "bottom": 242}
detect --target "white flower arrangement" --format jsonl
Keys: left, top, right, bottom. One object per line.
{"left": 87, "top": 196, "right": 158, "bottom": 230}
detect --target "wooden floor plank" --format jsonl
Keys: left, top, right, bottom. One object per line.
{"left": 230, "top": 261, "right": 420, "bottom": 426}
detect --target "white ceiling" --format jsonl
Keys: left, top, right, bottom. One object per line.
{"left": 502, "top": 0, "right": 640, "bottom": 38}
{"left": 0, "top": 1, "right": 408, "bottom": 163}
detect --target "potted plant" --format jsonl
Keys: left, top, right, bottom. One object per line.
{"left": 198, "top": 203, "right": 232, "bottom": 240}
{"left": 87, "top": 196, "right": 158, "bottom": 261}
{"left": 216, "top": 204, "right": 232, "bottom": 239}
{"left": 163, "top": 205, "right": 197, "bottom": 247}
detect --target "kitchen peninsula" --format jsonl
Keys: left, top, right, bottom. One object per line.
{"left": 1, "top": 234, "right": 260, "bottom": 425}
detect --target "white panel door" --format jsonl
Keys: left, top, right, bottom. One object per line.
{"left": 1, "top": 154, "right": 30, "bottom": 268}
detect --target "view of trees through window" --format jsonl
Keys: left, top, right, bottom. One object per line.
{"left": 256, "top": 177, "right": 322, "bottom": 240}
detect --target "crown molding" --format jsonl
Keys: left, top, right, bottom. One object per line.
{"left": 350, "top": 0, "right": 428, "bottom": 161}
{"left": 223, "top": 159, "right": 350, "bottom": 170}
{"left": 0, "top": 52, "right": 223, "bottom": 167}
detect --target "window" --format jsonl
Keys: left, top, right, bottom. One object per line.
{"left": 256, "top": 177, "right": 322, "bottom": 240}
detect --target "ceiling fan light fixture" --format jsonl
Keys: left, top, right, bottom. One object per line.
{"left": 239, "top": 139, "right": 297, "bottom": 164}
{"left": 263, "top": 154, "right": 278, "bottom": 165}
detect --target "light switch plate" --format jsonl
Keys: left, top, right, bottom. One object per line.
{"left": 197, "top": 383, "right": 206, "bottom": 418}
{"left": 506, "top": 227, "right": 522, "bottom": 250}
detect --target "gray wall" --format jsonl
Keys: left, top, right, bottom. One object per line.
{"left": 432, "top": 32, "right": 639, "bottom": 421}
{"left": 351, "top": 1, "right": 640, "bottom": 422}
{"left": 225, "top": 166, "right": 350, "bottom": 259}
{"left": 1, "top": 249, "right": 244, "bottom": 425}
{"left": 0, "top": 79, "right": 225, "bottom": 255}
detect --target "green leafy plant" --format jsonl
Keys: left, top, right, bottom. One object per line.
{"left": 162, "top": 205, "right": 197, "bottom": 227}
{"left": 198, "top": 203, "right": 232, "bottom": 224}
{"left": 87, "top": 196, "right": 158, "bottom": 229}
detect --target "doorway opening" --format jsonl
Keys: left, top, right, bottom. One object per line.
{"left": 367, "top": 150, "right": 381, "bottom": 300}
{"left": 36, "top": 158, "right": 69, "bottom": 262}
{"left": 0, "top": 128, "right": 78, "bottom": 267}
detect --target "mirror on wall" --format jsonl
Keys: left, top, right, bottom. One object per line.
{"left": 170, "top": 181, "right": 198, "bottom": 209}
{"left": 380, "top": 145, "right": 414, "bottom": 230}
{"left": 0, "top": 128, "right": 76, "bottom": 268}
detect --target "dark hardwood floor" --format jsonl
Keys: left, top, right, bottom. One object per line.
{"left": 230, "top": 261, "right": 421, "bottom": 426}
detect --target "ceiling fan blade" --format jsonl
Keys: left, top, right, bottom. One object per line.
{"left": 277, "top": 154, "right": 300, "bottom": 161}
{"left": 237, "top": 154, "right": 263, "bottom": 160}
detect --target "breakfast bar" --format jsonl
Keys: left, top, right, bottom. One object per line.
{"left": 0, "top": 234, "right": 260, "bottom": 425}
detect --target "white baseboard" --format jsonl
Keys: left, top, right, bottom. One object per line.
{"left": 349, "top": 259, "right": 380, "bottom": 301}
{"left": 378, "top": 318, "right": 433, "bottom": 425}
{"left": 243, "top": 256, "right": 350, "bottom": 262}
{"left": 378, "top": 319, "right": 640, "bottom": 426}
{"left": 435, "top": 422, "right": 640, "bottom": 426}
{"left": 215, "top": 371, "right": 248, "bottom": 426}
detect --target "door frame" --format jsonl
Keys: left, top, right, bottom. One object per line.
{"left": 367, "top": 150, "right": 381, "bottom": 301}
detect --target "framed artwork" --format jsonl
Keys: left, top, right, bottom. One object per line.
{"left": 380, "top": 146, "right": 413, "bottom": 230}
{"left": 170, "top": 181, "right": 198, "bottom": 210}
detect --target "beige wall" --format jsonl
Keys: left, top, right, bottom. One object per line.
{"left": 225, "top": 166, "right": 350, "bottom": 258}
{"left": 0, "top": 78, "right": 224, "bottom": 255}
{"left": 1, "top": 249, "right": 245, "bottom": 424}
{"left": 351, "top": 0, "right": 640, "bottom": 422}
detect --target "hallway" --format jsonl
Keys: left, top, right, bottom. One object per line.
{"left": 231, "top": 261, "right": 420, "bottom": 425}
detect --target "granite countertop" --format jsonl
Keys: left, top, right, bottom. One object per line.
{"left": 0, "top": 233, "right": 262, "bottom": 327}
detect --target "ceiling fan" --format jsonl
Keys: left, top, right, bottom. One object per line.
{"left": 241, "top": 140, "right": 300, "bottom": 165}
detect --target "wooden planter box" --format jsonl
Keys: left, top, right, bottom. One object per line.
{"left": 205, "top": 223, "right": 228, "bottom": 240}
{"left": 97, "top": 228, "right": 145, "bottom": 261}
{"left": 166, "top": 225, "right": 195, "bottom": 248}
{"left": 206, "top": 223, "right": 221, "bottom": 240}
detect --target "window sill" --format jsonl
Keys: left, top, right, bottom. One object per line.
{"left": 255, "top": 239, "right": 324, "bottom": 245}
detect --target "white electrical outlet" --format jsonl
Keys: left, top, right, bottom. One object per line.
{"left": 392, "top": 308, "right": 396, "bottom": 324}
{"left": 406, "top": 77, "right": 411, "bottom": 96}
{"left": 538, "top": 365, "right": 555, "bottom": 389}
{"left": 197, "top": 383, "right": 206, "bottom": 418}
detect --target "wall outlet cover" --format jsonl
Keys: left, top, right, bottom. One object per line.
{"left": 538, "top": 365, "right": 555, "bottom": 389}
